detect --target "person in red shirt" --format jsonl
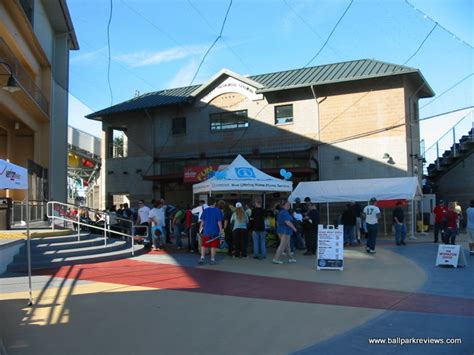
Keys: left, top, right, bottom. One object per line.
{"left": 432, "top": 200, "right": 447, "bottom": 243}
{"left": 443, "top": 202, "right": 459, "bottom": 245}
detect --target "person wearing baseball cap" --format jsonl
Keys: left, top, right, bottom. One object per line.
{"left": 363, "top": 197, "right": 380, "bottom": 254}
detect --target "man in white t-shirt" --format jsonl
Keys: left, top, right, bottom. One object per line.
{"left": 135, "top": 200, "right": 150, "bottom": 241}
{"left": 149, "top": 201, "right": 166, "bottom": 250}
{"left": 192, "top": 200, "right": 208, "bottom": 221}
{"left": 363, "top": 197, "right": 381, "bottom": 254}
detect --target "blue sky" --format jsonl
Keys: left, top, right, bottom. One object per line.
{"left": 68, "top": 0, "right": 473, "bottom": 152}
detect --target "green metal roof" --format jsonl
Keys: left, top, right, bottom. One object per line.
{"left": 87, "top": 59, "right": 434, "bottom": 119}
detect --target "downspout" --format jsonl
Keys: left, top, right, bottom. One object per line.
{"left": 144, "top": 108, "right": 156, "bottom": 198}
{"left": 311, "top": 85, "right": 321, "bottom": 181}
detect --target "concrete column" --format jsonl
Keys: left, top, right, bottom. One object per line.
{"left": 48, "top": 33, "right": 70, "bottom": 202}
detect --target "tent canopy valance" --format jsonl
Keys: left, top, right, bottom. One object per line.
{"left": 289, "top": 177, "right": 422, "bottom": 203}
{"left": 192, "top": 155, "right": 292, "bottom": 195}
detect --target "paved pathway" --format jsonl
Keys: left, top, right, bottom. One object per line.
{"left": 1, "top": 236, "right": 472, "bottom": 355}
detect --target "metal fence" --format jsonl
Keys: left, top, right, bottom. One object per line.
{"left": 11, "top": 200, "right": 47, "bottom": 225}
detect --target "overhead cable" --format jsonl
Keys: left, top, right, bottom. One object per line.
{"left": 403, "top": 23, "right": 438, "bottom": 65}
{"left": 282, "top": 0, "right": 343, "bottom": 61}
{"left": 419, "top": 106, "right": 474, "bottom": 121}
{"left": 404, "top": 0, "right": 474, "bottom": 50}
{"left": 190, "top": 0, "right": 233, "bottom": 85}
{"left": 420, "top": 73, "right": 474, "bottom": 109}
{"left": 106, "top": 0, "right": 114, "bottom": 106}
{"left": 186, "top": 0, "right": 252, "bottom": 73}
{"left": 304, "top": 0, "right": 353, "bottom": 68}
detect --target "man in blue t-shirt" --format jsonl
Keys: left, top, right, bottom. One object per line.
{"left": 199, "top": 197, "right": 223, "bottom": 265}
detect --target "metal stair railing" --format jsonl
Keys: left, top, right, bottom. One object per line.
{"left": 422, "top": 111, "right": 473, "bottom": 175}
{"left": 46, "top": 201, "right": 148, "bottom": 256}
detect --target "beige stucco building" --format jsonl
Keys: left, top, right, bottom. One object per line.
{"left": 0, "top": 0, "right": 78, "bottom": 202}
{"left": 87, "top": 60, "right": 433, "bottom": 208}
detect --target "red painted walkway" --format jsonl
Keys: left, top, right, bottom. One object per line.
{"left": 38, "top": 259, "right": 474, "bottom": 317}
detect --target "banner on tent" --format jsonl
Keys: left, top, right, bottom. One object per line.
{"left": 435, "top": 245, "right": 466, "bottom": 268}
{"left": 317, "top": 225, "right": 344, "bottom": 271}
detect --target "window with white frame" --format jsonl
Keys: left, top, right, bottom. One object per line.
{"left": 210, "top": 110, "right": 249, "bottom": 131}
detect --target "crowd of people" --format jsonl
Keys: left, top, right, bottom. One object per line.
{"left": 128, "top": 196, "right": 389, "bottom": 264}
{"left": 58, "top": 196, "right": 474, "bottom": 263}
{"left": 109, "top": 196, "right": 323, "bottom": 264}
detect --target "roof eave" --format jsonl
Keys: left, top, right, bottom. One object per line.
{"left": 412, "top": 70, "right": 435, "bottom": 98}
{"left": 85, "top": 98, "right": 194, "bottom": 120}
{"left": 256, "top": 70, "right": 434, "bottom": 96}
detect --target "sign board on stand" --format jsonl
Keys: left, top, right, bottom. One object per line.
{"left": 435, "top": 245, "right": 467, "bottom": 268}
{"left": 317, "top": 225, "right": 344, "bottom": 271}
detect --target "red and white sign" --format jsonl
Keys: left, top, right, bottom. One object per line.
{"left": 184, "top": 165, "right": 220, "bottom": 183}
{"left": 435, "top": 245, "right": 466, "bottom": 268}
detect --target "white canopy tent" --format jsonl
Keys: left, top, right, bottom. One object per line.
{"left": 289, "top": 177, "right": 422, "bottom": 237}
{"left": 0, "top": 159, "right": 32, "bottom": 305}
{"left": 289, "top": 177, "right": 422, "bottom": 203}
{"left": 192, "top": 155, "right": 293, "bottom": 202}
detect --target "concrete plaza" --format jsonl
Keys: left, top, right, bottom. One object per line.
{"left": 1, "top": 235, "right": 473, "bottom": 355}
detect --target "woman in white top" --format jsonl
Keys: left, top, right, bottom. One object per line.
{"left": 231, "top": 202, "right": 249, "bottom": 258}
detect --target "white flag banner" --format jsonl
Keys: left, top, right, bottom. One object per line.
{"left": 0, "top": 159, "right": 28, "bottom": 190}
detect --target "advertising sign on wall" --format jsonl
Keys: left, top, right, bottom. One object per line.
{"left": 184, "top": 165, "right": 221, "bottom": 183}
{"left": 0, "top": 159, "right": 28, "bottom": 190}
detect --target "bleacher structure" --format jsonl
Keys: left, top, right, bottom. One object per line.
{"left": 426, "top": 128, "right": 474, "bottom": 179}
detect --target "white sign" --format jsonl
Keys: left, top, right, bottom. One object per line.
{"left": 199, "top": 76, "right": 263, "bottom": 105}
{"left": 317, "top": 225, "right": 344, "bottom": 271}
{"left": 0, "top": 159, "right": 28, "bottom": 190}
{"left": 435, "top": 245, "right": 467, "bottom": 268}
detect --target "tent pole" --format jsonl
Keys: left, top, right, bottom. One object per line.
{"left": 263, "top": 193, "right": 266, "bottom": 208}
{"left": 383, "top": 208, "right": 387, "bottom": 236}
{"left": 26, "top": 190, "right": 33, "bottom": 306}
{"left": 410, "top": 200, "right": 416, "bottom": 240}
{"left": 326, "top": 203, "right": 329, "bottom": 225}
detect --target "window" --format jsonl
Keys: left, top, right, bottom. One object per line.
{"left": 108, "top": 129, "right": 128, "bottom": 158}
{"left": 210, "top": 110, "right": 248, "bottom": 131}
{"left": 161, "top": 160, "right": 185, "bottom": 175}
{"left": 172, "top": 117, "right": 186, "bottom": 135}
{"left": 274, "top": 104, "right": 293, "bottom": 125}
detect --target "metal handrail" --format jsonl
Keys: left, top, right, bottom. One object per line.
{"left": 46, "top": 201, "right": 146, "bottom": 256}
{"left": 422, "top": 111, "right": 473, "bottom": 174}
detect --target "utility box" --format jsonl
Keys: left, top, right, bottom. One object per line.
{"left": 0, "top": 198, "right": 12, "bottom": 230}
